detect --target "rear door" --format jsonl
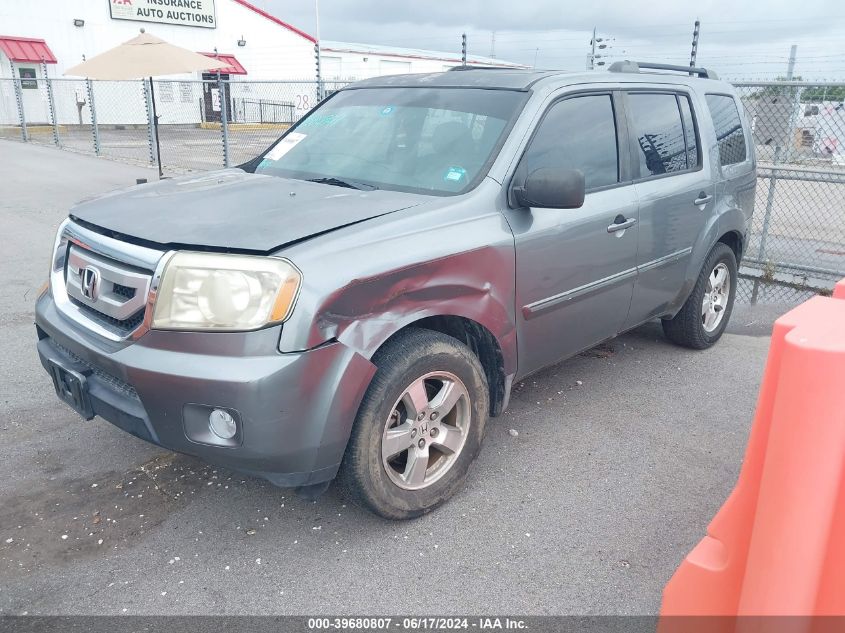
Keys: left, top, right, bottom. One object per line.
{"left": 505, "top": 92, "right": 639, "bottom": 377}
{"left": 622, "top": 90, "right": 715, "bottom": 328}
{"left": 704, "top": 93, "right": 757, "bottom": 237}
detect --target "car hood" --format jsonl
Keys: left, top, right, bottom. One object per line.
{"left": 69, "top": 170, "right": 429, "bottom": 252}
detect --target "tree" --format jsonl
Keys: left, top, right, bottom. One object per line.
{"left": 747, "top": 76, "right": 803, "bottom": 101}
{"left": 802, "top": 85, "right": 845, "bottom": 103}
{"left": 747, "top": 76, "right": 845, "bottom": 103}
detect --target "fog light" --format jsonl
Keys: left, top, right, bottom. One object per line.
{"left": 208, "top": 408, "right": 237, "bottom": 439}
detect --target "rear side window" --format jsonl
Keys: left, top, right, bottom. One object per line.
{"left": 520, "top": 94, "right": 619, "bottom": 190}
{"left": 705, "top": 94, "right": 747, "bottom": 166}
{"left": 628, "top": 93, "right": 689, "bottom": 177}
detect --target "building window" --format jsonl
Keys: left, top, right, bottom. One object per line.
{"left": 18, "top": 67, "right": 37, "bottom": 89}
{"left": 158, "top": 81, "right": 174, "bottom": 103}
{"left": 179, "top": 82, "right": 193, "bottom": 103}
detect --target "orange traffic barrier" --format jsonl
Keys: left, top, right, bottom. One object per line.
{"left": 659, "top": 278, "right": 845, "bottom": 628}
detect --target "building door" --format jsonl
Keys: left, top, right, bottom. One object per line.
{"left": 201, "top": 73, "right": 232, "bottom": 122}
{"left": 15, "top": 64, "right": 50, "bottom": 125}
{"left": 379, "top": 60, "right": 411, "bottom": 75}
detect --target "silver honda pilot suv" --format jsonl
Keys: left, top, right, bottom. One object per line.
{"left": 36, "top": 62, "right": 755, "bottom": 519}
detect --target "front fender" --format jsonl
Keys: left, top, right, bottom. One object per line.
{"left": 315, "top": 247, "right": 518, "bottom": 376}
{"left": 277, "top": 189, "right": 519, "bottom": 376}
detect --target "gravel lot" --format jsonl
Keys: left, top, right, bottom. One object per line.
{"left": 0, "top": 141, "right": 778, "bottom": 616}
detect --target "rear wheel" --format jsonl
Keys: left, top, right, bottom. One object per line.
{"left": 662, "top": 243, "right": 737, "bottom": 349}
{"left": 338, "top": 328, "right": 489, "bottom": 520}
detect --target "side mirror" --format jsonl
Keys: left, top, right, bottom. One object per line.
{"left": 512, "top": 168, "right": 586, "bottom": 209}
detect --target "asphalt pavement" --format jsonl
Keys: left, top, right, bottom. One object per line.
{"left": 0, "top": 140, "right": 779, "bottom": 615}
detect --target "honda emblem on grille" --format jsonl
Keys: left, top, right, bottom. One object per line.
{"left": 80, "top": 266, "right": 101, "bottom": 301}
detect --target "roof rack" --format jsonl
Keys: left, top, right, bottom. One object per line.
{"left": 447, "top": 65, "right": 523, "bottom": 71}
{"left": 608, "top": 60, "right": 718, "bottom": 80}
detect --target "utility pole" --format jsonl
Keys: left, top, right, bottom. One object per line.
{"left": 490, "top": 31, "right": 496, "bottom": 59}
{"left": 589, "top": 29, "right": 612, "bottom": 69}
{"left": 461, "top": 33, "right": 467, "bottom": 67}
{"left": 757, "top": 43, "right": 798, "bottom": 280}
{"left": 786, "top": 43, "right": 797, "bottom": 80}
{"left": 689, "top": 19, "right": 700, "bottom": 74}
{"left": 783, "top": 44, "right": 799, "bottom": 162}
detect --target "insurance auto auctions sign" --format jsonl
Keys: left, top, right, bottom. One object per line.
{"left": 109, "top": 0, "right": 217, "bottom": 29}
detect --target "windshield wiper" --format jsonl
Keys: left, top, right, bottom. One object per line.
{"left": 305, "top": 177, "right": 378, "bottom": 191}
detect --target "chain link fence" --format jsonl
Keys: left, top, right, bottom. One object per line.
{"left": 733, "top": 82, "right": 845, "bottom": 305}
{"left": 1, "top": 76, "right": 843, "bottom": 306}
{"left": 0, "top": 77, "right": 329, "bottom": 170}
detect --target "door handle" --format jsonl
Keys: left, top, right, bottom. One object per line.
{"left": 607, "top": 217, "right": 637, "bottom": 233}
{"left": 694, "top": 193, "right": 713, "bottom": 205}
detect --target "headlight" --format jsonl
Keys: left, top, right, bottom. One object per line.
{"left": 151, "top": 252, "right": 301, "bottom": 331}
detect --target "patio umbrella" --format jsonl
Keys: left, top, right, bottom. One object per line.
{"left": 65, "top": 30, "right": 229, "bottom": 177}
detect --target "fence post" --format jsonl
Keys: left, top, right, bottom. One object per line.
{"left": 43, "top": 62, "right": 60, "bottom": 146}
{"left": 218, "top": 74, "right": 230, "bottom": 168}
{"left": 314, "top": 42, "right": 324, "bottom": 103}
{"left": 758, "top": 165, "right": 779, "bottom": 264}
{"left": 142, "top": 78, "right": 157, "bottom": 166}
{"left": 12, "top": 76, "right": 28, "bottom": 142}
{"left": 86, "top": 78, "right": 101, "bottom": 156}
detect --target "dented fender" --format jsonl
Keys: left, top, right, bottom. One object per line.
{"left": 277, "top": 180, "right": 519, "bottom": 377}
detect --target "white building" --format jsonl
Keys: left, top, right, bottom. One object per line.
{"left": 0, "top": 0, "right": 316, "bottom": 80}
{"left": 0, "top": 0, "right": 523, "bottom": 127}
{"left": 0, "top": 0, "right": 317, "bottom": 126}
{"left": 320, "top": 41, "right": 527, "bottom": 81}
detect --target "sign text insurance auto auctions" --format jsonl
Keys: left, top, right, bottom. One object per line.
{"left": 110, "top": 0, "right": 217, "bottom": 29}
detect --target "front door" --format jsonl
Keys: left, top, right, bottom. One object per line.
{"left": 622, "top": 90, "right": 715, "bottom": 327}
{"left": 15, "top": 64, "right": 51, "bottom": 125}
{"left": 202, "top": 73, "right": 232, "bottom": 122}
{"left": 505, "top": 92, "right": 639, "bottom": 378}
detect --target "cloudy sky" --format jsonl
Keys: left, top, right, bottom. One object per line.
{"left": 259, "top": 0, "right": 845, "bottom": 79}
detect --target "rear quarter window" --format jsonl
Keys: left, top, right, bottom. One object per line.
{"left": 705, "top": 94, "right": 747, "bottom": 166}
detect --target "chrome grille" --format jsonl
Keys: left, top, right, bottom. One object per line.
{"left": 66, "top": 246, "right": 151, "bottom": 324}
{"left": 50, "top": 219, "right": 166, "bottom": 342}
{"left": 68, "top": 296, "right": 146, "bottom": 334}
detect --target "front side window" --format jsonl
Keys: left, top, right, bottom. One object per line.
{"left": 254, "top": 87, "right": 527, "bottom": 196}
{"left": 628, "top": 93, "right": 689, "bottom": 177}
{"left": 705, "top": 94, "right": 747, "bottom": 166}
{"left": 519, "top": 94, "right": 619, "bottom": 191}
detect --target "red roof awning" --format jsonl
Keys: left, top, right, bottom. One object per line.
{"left": 198, "top": 52, "right": 247, "bottom": 75}
{"left": 0, "top": 36, "right": 57, "bottom": 63}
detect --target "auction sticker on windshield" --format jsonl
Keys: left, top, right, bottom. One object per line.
{"left": 266, "top": 132, "right": 307, "bottom": 161}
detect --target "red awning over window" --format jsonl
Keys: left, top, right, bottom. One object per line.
{"left": 0, "top": 36, "right": 57, "bottom": 63}
{"left": 198, "top": 53, "right": 247, "bottom": 75}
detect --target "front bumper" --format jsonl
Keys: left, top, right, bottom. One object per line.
{"left": 35, "top": 292, "right": 376, "bottom": 487}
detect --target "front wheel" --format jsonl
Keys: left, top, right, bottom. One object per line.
{"left": 338, "top": 328, "right": 489, "bottom": 520}
{"left": 662, "top": 243, "right": 738, "bottom": 349}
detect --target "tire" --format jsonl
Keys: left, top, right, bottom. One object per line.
{"left": 338, "top": 328, "right": 489, "bottom": 520}
{"left": 662, "top": 243, "right": 738, "bottom": 350}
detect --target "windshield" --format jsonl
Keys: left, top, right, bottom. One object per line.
{"left": 254, "top": 87, "right": 527, "bottom": 196}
